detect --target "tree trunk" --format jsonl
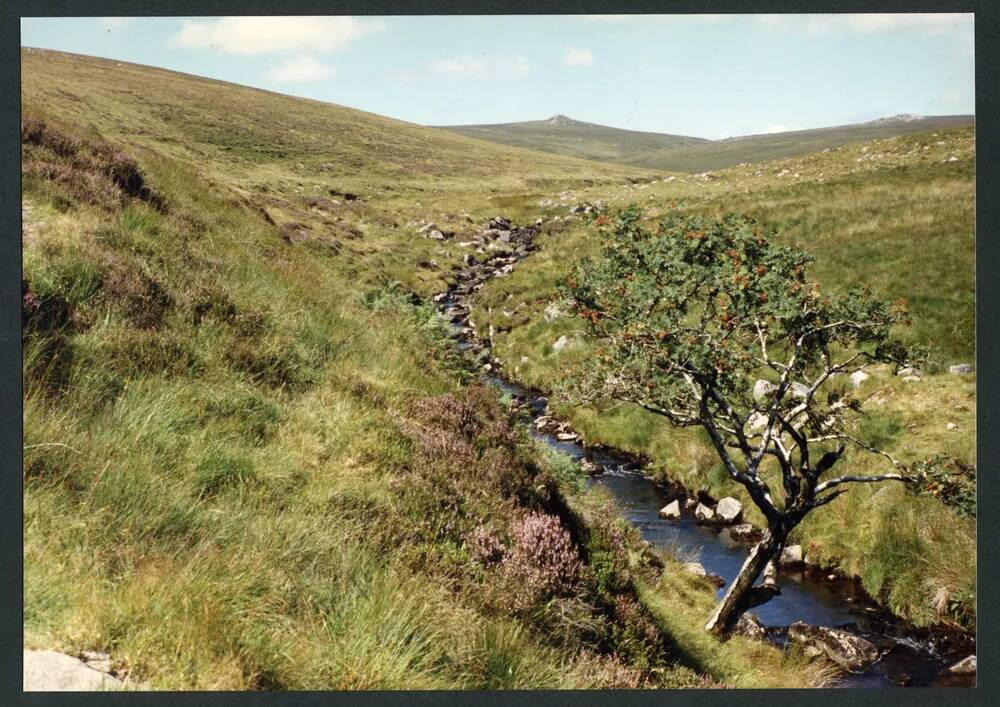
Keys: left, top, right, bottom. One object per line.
{"left": 704, "top": 527, "right": 786, "bottom": 635}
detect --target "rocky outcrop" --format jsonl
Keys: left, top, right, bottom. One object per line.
{"left": 23, "top": 650, "right": 123, "bottom": 691}
{"left": 787, "top": 622, "right": 884, "bottom": 673}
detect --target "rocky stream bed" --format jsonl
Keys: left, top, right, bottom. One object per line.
{"left": 431, "top": 214, "right": 976, "bottom": 689}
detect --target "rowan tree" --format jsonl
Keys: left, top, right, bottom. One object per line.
{"left": 560, "top": 207, "right": 917, "bottom": 633}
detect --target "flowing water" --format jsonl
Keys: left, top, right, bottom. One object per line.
{"left": 437, "top": 218, "right": 974, "bottom": 688}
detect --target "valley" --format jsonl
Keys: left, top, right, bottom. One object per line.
{"left": 21, "top": 47, "right": 975, "bottom": 690}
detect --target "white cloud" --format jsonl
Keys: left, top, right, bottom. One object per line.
{"left": 563, "top": 47, "right": 595, "bottom": 68}
{"left": 267, "top": 56, "right": 337, "bottom": 83}
{"left": 172, "top": 16, "right": 382, "bottom": 55}
{"left": 430, "top": 54, "right": 529, "bottom": 79}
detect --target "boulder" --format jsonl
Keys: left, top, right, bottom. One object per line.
{"left": 659, "top": 500, "right": 681, "bottom": 521}
{"left": 694, "top": 503, "right": 715, "bottom": 523}
{"left": 787, "top": 622, "right": 883, "bottom": 673}
{"left": 682, "top": 562, "right": 707, "bottom": 577}
{"left": 948, "top": 655, "right": 976, "bottom": 674}
{"left": 850, "top": 370, "right": 871, "bottom": 388}
{"left": 747, "top": 412, "right": 768, "bottom": 432}
{"left": 429, "top": 229, "right": 446, "bottom": 240}
{"left": 790, "top": 381, "right": 810, "bottom": 399}
{"left": 552, "top": 335, "right": 570, "bottom": 353}
{"left": 901, "top": 375, "right": 922, "bottom": 383}
{"left": 949, "top": 363, "right": 973, "bottom": 375}
{"left": 896, "top": 366, "right": 921, "bottom": 378}
{"left": 715, "top": 497, "right": 743, "bottom": 524}
{"left": 543, "top": 302, "right": 565, "bottom": 322}
{"left": 729, "top": 523, "right": 761, "bottom": 542}
{"left": 23, "top": 650, "right": 123, "bottom": 691}
{"left": 753, "top": 379, "right": 776, "bottom": 402}
{"left": 779, "top": 544, "right": 803, "bottom": 566}
{"left": 734, "top": 612, "right": 768, "bottom": 641}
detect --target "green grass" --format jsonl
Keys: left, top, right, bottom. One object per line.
{"left": 22, "top": 46, "right": 975, "bottom": 691}
{"left": 437, "top": 110, "right": 972, "bottom": 174}
{"left": 440, "top": 114, "right": 708, "bottom": 164}
{"left": 23, "top": 48, "right": 794, "bottom": 690}
{"left": 619, "top": 115, "right": 974, "bottom": 172}
{"left": 470, "top": 129, "right": 976, "bottom": 629}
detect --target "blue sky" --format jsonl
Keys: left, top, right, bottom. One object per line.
{"left": 21, "top": 15, "right": 974, "bottom": 139}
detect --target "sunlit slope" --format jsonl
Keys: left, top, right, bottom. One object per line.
{"left": 21, "top": 49, "right": 656, "bottom": 197}
{"left": 623, "top": 115, "right": 974, "bottom": 173}
{"left": 441, "top": 114, "right": 708, "bottom": 164}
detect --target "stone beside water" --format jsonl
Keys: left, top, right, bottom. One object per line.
{"left": 715, "top": 497, "right": 743, "bottom": 523}
{"left": 659, "top": 499, "right": 681, "bottom": 520}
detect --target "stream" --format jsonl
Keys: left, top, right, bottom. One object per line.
{"left": 433, "top": 215, "right": 974, "bottom": 688}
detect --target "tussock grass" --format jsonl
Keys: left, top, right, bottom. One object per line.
{"left": 471, "top": 130, "right": 976, "bottom": 628}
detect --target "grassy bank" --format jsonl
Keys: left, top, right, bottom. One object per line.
{"left": 470, "top": 130, "right": 976, "bottom": 630}
{"left": 22, "top": 49, "right": 837, "bottom": 688}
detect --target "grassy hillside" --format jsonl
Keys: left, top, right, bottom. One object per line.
{"left": 440, "top": 114, "right": 707, "bottom": 164}
{"left": 623, "top": 115, "right": 974, "bottom": 173}
{"left": 470, "top": 127, "right": 976, "bottom": 629}
{"left": 23, "top": 48, "right": 831, "bottom": 690}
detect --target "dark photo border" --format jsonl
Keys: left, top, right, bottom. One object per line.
{"left": 3, "top": 1, "right": 994, "bottom": 705}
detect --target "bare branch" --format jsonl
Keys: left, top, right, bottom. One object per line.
{"left": 814, "top": 473, "right": 908, "bottom": 494}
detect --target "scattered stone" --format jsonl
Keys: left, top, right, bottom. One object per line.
{"left": 579, "top": 458, "right": 602, "bottom": 475}
{"left": 683, "top": 497, "right": 698, "bottom": 511}
{"left": 949, "top": 363, "right": 973, "bottom": 374}
{"left": 790, "top": 381, "right": 810, "bottom": 399}
{"left": 715, "top": 497, "right": 743, "bottom": 524}
{"left": 659, "top": 500, "right": 681, "bottom": 520}
{"left": 946, "top": 423, "right": 959, "bottom": 431}
{"left": 901, "top": 376, "right": 922, "bottom": 383}
{"left": 552, "top": 335, "right": 570, "bottom": 353}
{"left": 850, "top": 370, "right": 871, "bottom": 388}
{"left": 556, "top": 432, "right": 578, "bottom": 442}
{"left": 428, "top": 229, "right": 446, "bottom": 240}
{"left": 948, "top": 655, "right": 976, "bottom": 674}
{"left": 729, "top": 523, "right": 761, "bottom": 542}
{"left": 787, "top": 622, "right": 884, "bottom": 673}
{"left": 734, "top": 612, "right": 768, "bottom": 641}
{"left": 753, "top": 379, "right": 776, "bottom": 402}
{"left": 896, "top": 366, "right": 921, "bottom": 378}
{"left": 23, "top": 650, "right": 123, "bottom": 692}
{"left": 747, "top": 412, "right": 768, "bottom": 431}
{"left": 683, "top": 562, "right": 707, "bottom": 577}
{"left": 694, "top": 503, "right": 715, "bottom": 523}
{"left": 779, "top": 545, "right": 804, "bottom": 566}
{"left": 543, "top": 302, "right": 565, "bottom": 322}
